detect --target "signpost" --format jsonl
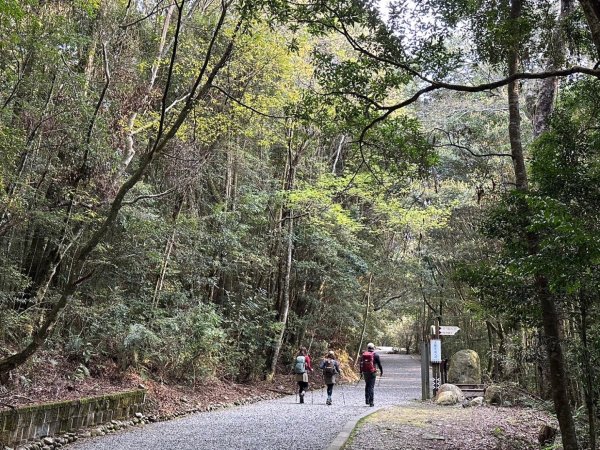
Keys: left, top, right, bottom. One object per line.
{"left": 422, "top": 322, "right": 461, "bottom": 398}
{"left": 438, "top": 326, "right": 460, "bottom": 336}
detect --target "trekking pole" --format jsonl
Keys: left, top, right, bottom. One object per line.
{"left": 320, "top": 373, "right": 324, "bottom": 400}
{"left": 340, "top": 382, "right": 346, "bottom": 406}
{"left": 354, "top": 373, "right": 363, "bottom": 387}
{"left": 309, "top": 371, "right": 314, "bottom": 404}
{"left": 291, "top": 365, "right": 300, "bottom": 404}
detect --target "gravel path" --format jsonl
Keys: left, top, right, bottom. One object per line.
{"left": 70, "top": 353, "right": 421, "bottom": 450}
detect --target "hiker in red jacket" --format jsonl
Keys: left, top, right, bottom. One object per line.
{"left": 359, "top": 343, "right": 383, "bottom": 407}
{"left": 293, "top": 346, "right": 313, "bottom": 403}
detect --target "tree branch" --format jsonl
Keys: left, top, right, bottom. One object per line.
{"left": 120, "top": 0, "right": 171, "bottom": 29}
{"left": 212, "top": 85, "right": 292, "bottom": 119}
{"left": 373, "top": 292, "right": 408, "bottom": 311}
{"left": 420, "top": 283, "right": 438, "bottom": 315}
{"left": 123, "top": 188, "right": 177, "bottom": 205}
{"left": 431, "top": 128, "right": 513, "bottom": 158}
{"left": 356, "top": 66, "right": 600, "bottom": 142}
{"left": 154, "top": 0, "right": 185, "bottom": 147}
{"left": 85, "top": 42, "right": 110, "bottom": 146}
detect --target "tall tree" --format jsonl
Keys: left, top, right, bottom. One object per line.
{"left": 0, "top": 0, "right": 246, "bottom": 378}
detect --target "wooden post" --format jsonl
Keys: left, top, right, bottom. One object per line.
{"left": 420, "top": 340, "right": 430, "bottom": 400}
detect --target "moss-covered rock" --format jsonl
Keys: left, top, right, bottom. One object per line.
{"left": 484, "top": 385, "right": 503, "bottom": 405}
{"left": 447, "top": 350, "right": 481, "bottom": 384}
{"left": 484, "top": 383, "right": 529, "bottom": 406}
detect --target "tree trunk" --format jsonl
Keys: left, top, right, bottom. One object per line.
{"left": 536, "top": 329, "right": 552, "bottom": 399}
{"left": 534, "top": 0, "right": 573, "bottom": 137}
{"left": 486, "top": 320, "right": 506, "bottom": 380}
{"left": 579, "top": 290, "right": 597, "bottom": 450}
{"left": 266, "top": 122, "right": 298, "bottom": 382}
{"left": 266, "top": 122, "right": 314, "bottom": 381}
{"left": 579, "top": 0, "right": 600, "bottom": 58}
{"left": 152, "top": 196, "right": 184, "bottom": 310}
{"left": 224, "top": 136, "right": 238, "bottom": 211}
{"left": 113, "top": 4, "right": 176, "bottom": 185}
{"left": 266, "top": 205, "right": 294, "bottom": 382}
{"left": 331, "top": 134, "right": 346, "bottom": 175}
{"left": 507, "top": 0, "right": 578, "bottom": 447}
{"left": 355, "top": 274, "right": 373, "bottom": 365}
{"left": 536, "top": 275, "right": 579, "bottom": 449}
{"left": 486, "top": 320, "right": 495, "bottom": 377}
{"left": 507, "top": 0, "right": 528, "bottom": 191}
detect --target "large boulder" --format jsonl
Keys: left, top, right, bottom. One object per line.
{"left": 437, "top": 383, "right": 465, "bottom": 402}
{"left": 447, "top": 350, "right": 481, "bottom": 384}
{"left": 436, "top": 391, "right": 459, "bottom": 405}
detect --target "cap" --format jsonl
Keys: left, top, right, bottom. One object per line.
{"left": 327, "top": 350, "right": 335, "bottom": 357}
{"left": 367, "top": 343, "right": 375, "bottom": 350}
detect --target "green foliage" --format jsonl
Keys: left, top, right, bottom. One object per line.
{"left": 1, "top": 9, "right": 597, "bottom": 438}
{"left": 123, "top": 323, "right": 161, "bottom": 363}
{"left": 453, "top": 77, "right": 600, "bottom": 421}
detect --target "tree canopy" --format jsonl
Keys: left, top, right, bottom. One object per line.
{"left": 1, "top": 0, "right": 600, "bottom": 448}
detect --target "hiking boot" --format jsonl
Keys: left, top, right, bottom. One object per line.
{"left": 299, "top": 393, "right": 304, "bottom": 404}
{"left": 369, "top": 402, "right": 374, "bottom": 407}
{"left": 326, "top": 398, "right": 332, "bottom": 405}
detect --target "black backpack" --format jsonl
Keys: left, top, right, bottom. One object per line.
{"left": 323, "top": 358, "right": 336, "bottom": 376}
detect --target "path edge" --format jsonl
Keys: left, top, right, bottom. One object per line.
{"left": 326, "top": 406, "right": 385, "bottom": 450}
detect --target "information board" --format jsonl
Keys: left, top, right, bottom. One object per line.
{"left": 430, "top": 339, "right": 442, "bottom": 363}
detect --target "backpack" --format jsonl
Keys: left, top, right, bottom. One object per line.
{"left": 293, "top": 355, "right": 306, "bottom": 374}
{"left": 323, "top": 358, "right": 336, "bottom": 376}
{"left": 360, "top": 351, "right": 376, "bottom": 373}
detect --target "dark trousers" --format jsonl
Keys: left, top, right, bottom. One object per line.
{"left": 364, "top": 372, "right": 376, "bottom": 404}
{"left": 326, "top": 384, "right": 334, "bottom": 397}
{"left": 297, "top": 381, "right": 308, "bottom": 393}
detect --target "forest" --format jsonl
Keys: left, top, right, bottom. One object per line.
{"left": 1, "top": 0, "right": 600, "bottom": 448}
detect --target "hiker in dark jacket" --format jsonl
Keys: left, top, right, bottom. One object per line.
{"left": 360, "top": 343, "right": 383, "bottom": 407}
{"left": 293, "top": 346, "right": 313, "bottom": 404}
{"left": 319, "top": 350, "right": 341, "bottom": 405}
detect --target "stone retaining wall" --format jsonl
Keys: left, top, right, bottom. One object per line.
{"left": 0, "top": 389, "right": 146, "bottom": 447}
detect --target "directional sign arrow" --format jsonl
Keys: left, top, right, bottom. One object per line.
{"left": 439, "top": 326, "right": 460, "bottom": 336}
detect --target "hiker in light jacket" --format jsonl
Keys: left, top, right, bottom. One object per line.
{"left": 319, "top": 350, "right": 341, "bottom": 405}
{"left": 294, "top": 346, "right": 313, "bottom": 404}
{"left": 360, "top": 343, "right": 383, "bottom": 407}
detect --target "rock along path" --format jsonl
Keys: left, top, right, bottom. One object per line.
{"left": 70, "top": 352, "right": 421, "bottom": 450}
